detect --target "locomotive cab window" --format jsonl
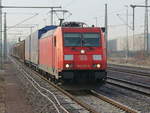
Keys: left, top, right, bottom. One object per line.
{"left": 63, "top": 33, "right": 100, "bottom": 47}
{"left": 82, "top": 33, "right": 100, "bottom": 47}
{"left": 64, "top": 33, "right": 81, "bottom": 46}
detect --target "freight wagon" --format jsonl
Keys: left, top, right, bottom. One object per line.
{"left": 25, "top": 25, "right": 57, "bottom": 67}
{"left": 11, "top": 40, "right": 25, "bottom": 62}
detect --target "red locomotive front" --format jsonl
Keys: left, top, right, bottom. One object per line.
{"left": 39, "top": 22, "right": 107, "bottom": 84}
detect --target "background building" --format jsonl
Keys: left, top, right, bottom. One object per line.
{"left": 108, "top": 33, "right": 150, "bottom": 57}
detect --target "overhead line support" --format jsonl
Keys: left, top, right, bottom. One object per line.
{"left": 0, "top": 6, "right": 61, "bottom": 9}
{"left": 130, "top": 3, "right": 149, "bottom": 53}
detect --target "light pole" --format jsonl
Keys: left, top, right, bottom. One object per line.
{"left": 0, "top": 0, "right": 2, "bottom": 70}
{"left": 144, "top": 0, "right": 149, "bottom": 54}
{"left": 94, "top": 17, "right": 98, "bottom": 27}
{"left": 4, "top": 12, "right": 7, "bottom": 61}
{"left": 51, "top": 8, "right": 54, "bottom": 25}
{"left": 125, "top": 5, "right": 129, "bottom": 62}
{"left": 132, "top": 6, "right": 135, "bottom": 52}
{"left": 105, "top": 4, "right": 108, "bottom": 59}
{"left": 116, "top": 8, "right": 131, "bottom": 62}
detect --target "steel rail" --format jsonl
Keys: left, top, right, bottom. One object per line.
{"left": 22, "top": 70, "right": 69, "bottom": 113}
{"left": 108, "top": 76, "right": 150, "bottom": 89}
{"left": 30, "top": 67, "right": 99, "bottom": 113}
{"left": 108, "top": 65, "right": 150, "bottom": 77}
{"left": 11, "top": 56, "right": 140, "bottom": 113}
{"left": 108, "top": 68, "right": 150, "bottom": 77}
{"left": 11, "top": 57, "right": 99, "bottom": 113}
{"left": 108, "top": 63, "right": 150, "bottom": 70}
{"left": 107, "top": 77, "right": 150, "bottom": 97}
{"left": 21, "top": 66, "right": 67, "bottom": 111}
{"left": 90, "top": 90, "right": 139, "bottom": 113}
{"left": 22, "top": 63, "right": 140, "bottom": 113}
{"left": 22, "top": 71, "right": 62, "bottom": 113}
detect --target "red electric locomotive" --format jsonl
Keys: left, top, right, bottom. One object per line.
{"left": 39, "top": 22, "right": 107, "bottom": 85}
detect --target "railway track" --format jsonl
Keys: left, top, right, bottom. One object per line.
{"left": 10, "top": 57, "right": 99, "bottom": 113}
{"left": 10, "top": 57, "right": 139, "bottom": 113}
{"left": 69, "top": 89, "right": 139, "bottom": 113}
{"left": 90, "top": 90, "right": 138, "bottom": 113}
{"left": 107, "top": 64, "right": 150, "bottom": 96}
{"left": 29, "top": 66, "right": 139, "bottom": 113}
{"left": 11, "top": 58, "right": 70, "bottom": 113}
{"left": 108, "top": 64, "right": 150, "bottom": 77}
{"left": 107, "top": 77, "right": 150, "bottom": 96}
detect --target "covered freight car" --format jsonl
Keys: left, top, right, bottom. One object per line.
{"left": 25, "top": 25, "right": 57, "bottom": 66}
{"left": 11, "top": 40, "right": 25, "bottom": 62}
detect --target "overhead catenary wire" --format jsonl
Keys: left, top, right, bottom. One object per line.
{"left": 3, "top": 12, "right": 39, "bottom": 15}
{"left": 63, "top": 0, "right": 76, "bottom": 8}
{"left": 116, "top": 13, "right": 133, "bottom": 30}
{"left": 2, "top": 5, "right": 61, "bottom": 26}
{"left": 0, "top": 6, "right": 61, "bottom": 9}
{"left": 7, "top": 13, "right": 39, "bottom": 30}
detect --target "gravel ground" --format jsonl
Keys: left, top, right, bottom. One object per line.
{"left": 96, "top": 83, "right": 150, "bottom": 113}
{"left": 26, "top": 75, "right": 89, "bottom": 113}
{"left": 0, "top": 61, "right": 34, "bottom": 113}
{"left": 12, "top": 58, "right": 90, "bottom": 113}
{"left": 0, "top": 75, "right": 5, "bottom": 113}
{"left": 108, "top": 70, "right": 150, "bottom": 86}
{"left": 8, "top": 57, "right": 150, "bottom": 113}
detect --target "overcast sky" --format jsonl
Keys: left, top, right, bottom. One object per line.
{"left": 1, "top": 0, "right": 148, "bottom": 41}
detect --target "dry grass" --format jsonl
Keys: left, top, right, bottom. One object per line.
{"left": 0, "top": 77, "right": 5, "bottom": 82}
{"left": 0, "top": 76, "right": 5, "bottom": 113}
{"left": 108, "top": 56, "right": 150, "bottom": 67}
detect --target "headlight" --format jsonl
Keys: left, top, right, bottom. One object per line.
{"left": 93, "top": 55, "right": 102, "bottom": 60}
{"left": 93, "top": 64, "right": 101, "bottom": 68}
{"left": 65, "top": 64, "right": 73, "bottom": 68}
{"left": 65, "top": 64, "right": 70, "bottom": 68}
{"left": 64, "top": 55, "right": 73, "bottom": 60}
{"left": 81, "top": 50, "right": 85, "bottom": 54}
{"left": 96, "top": 64, "right": 101, "bottom": 68}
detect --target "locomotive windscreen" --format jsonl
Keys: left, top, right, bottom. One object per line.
{"left": 64, "top": 33, "right": 100, "bottom": 47}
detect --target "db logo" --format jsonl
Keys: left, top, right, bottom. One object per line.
{"left": 80, "top": 55, "right": 87, "bottom": 61}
